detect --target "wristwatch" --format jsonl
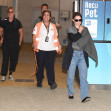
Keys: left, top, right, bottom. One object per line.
{"left": 58, "top": 46, "right": 61, "bottom": 48}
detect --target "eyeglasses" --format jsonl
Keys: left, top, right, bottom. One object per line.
{"left": 74, "top": 19, "right": 82, "bottom": 22}
{"left": 8, "top": 11, "right": 14, "bottom": 13}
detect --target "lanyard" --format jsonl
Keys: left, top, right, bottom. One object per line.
{"left": 43, "top": 22, "right": 50, "bottom": 36}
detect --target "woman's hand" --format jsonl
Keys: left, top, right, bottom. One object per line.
{"left": 58, "top": 46, "right": 62, "bottom": 54}
{"left": 32, "top": 34, "right": 38, "bottom": 50}
{"left": 32, "top": 43, "right": 38, "bottom": 50}
{"left": 78, "top": 25, "right": 84, "bottom": 33}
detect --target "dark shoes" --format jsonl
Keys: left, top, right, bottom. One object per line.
{"left": 50, "top": 82, "right": 57, "bottom": 90}
{"left": 37, "top": 82, "right": 42, "bottom": 88}
{"left": 37, "top": 82, "right": 57, "bottom": 89}
{"left": 82, "top": 97, "right": 91, "bottom": 103}
{"left": 69, "top": 95, "right": 74, "bottom": 99}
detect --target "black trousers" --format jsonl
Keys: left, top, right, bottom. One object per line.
{"left": 1, "top": 45, "right": 19, "bottom": 76}
{"left": 35, "top": 50, "right": 56, "bottom": 84}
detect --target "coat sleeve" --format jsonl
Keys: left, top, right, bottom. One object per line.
{"left": 68, "top": 32, "right": 82, "bottom": 42}
{"left": 72, "top": 27, "right": 92, "bottom": 50}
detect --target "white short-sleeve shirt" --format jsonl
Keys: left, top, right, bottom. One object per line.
{"left": 33, "top": 22, "right": 58, "bottom": 51}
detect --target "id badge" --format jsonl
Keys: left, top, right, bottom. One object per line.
{"left": 45, "top": 36, "right": 49, "bottom": 42}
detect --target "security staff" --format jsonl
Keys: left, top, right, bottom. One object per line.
{"left": 0, "top": 7, "right": 23, "bottom": 81}
{"left": 32, "top": 10, "right": 61, "bottom": 89}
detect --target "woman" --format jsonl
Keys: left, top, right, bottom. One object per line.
{"left": 32, "top": 10, "right": 61, "bottom": 89}
{"left": 62, "top": 12, "right": 98, "bottom": 103}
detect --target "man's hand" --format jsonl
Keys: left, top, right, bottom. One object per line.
{"left": 19, "top": 42, "right": 22, "bottom": 47}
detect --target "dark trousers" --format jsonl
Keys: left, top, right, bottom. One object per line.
{"left": 35, "top": 50, "right": 56, "bottom": 84}
{"left": 1, "top": 45, "right": 19, "bottom": 76}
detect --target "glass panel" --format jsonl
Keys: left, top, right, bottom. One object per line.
{"left": 82, "top": 1, "right": 105, "bottom": 40}
{"left": 104, "top": 1, "right": 111, "bottom": 41}
{"left": 83, "top": 0, "right": 105, "bottom": 1}
{"left": 88, "top": 43, "right": 111, "bottom": 84}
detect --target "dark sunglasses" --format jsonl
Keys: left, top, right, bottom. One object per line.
{"left": 8, "top": 11, "right": 14, "bottom": 13}
{"left": 74, "top": 19, "right": 82, "bottom": 22}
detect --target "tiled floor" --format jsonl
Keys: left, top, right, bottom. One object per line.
{"left": 0, "top": 87, "right": 111, "bottom": 111}
{"left": 0, "top": 44, "right": 111, "bottom": 111}
{"left": 0, "top": 43, "right": 78, "bottom": 88}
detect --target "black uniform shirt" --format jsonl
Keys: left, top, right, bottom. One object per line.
{"left": 1, "top": 18, "right": 22, "bottom": 46}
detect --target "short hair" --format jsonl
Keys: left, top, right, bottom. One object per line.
{"left": 73, "top": 12, "right": 82, "bottom": 20}
{"left": 7, "top": 7, "right": 15, "bottom": 12}
{"left": 41, "top": 3, "right": 48, "bottom": 9}
{"left": 42, "top": 10, "right": 51, "bottom": 17}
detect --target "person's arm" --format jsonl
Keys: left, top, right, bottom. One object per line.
{"left": 19, "top": 28, "right": 23, "bottom": 46}
{"left": 16, "top": 19, "right": 23, "bottom": 46}
{"left": 32, "top": 34, "right": 38, "bottom": 50}
{"left": 72, "top": 27, "right": 91, "bottom": 51}
{"left": 68, "top": 32, "right": 82, "bottom": 42}
{"left": 0, "top": 27, "right": 3, "bottom": 46}
{"left": 0, "top": 27, "right": 1, "bottom": 40}
{"left": 32, "top": 25, "right": 38, "bottom": 50}
{"left": 76, "top": 27, "right": 91, "bottom": 48}
{"left": 56, "top": 22, "right": 62, "bottom": 30}
{"left": 67, "top": 26, "right": 78, "bottom": 41}
{"left": 53, "top": 23, "right": 62, "bottom": 54}
{"left": 57, "top": 36, "right": 62, "bottom": 54}
{"left": 51, "top": 17, "right": 62, "bottom": 30}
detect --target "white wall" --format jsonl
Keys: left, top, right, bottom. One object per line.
{"left": 17, "top": 0, "right": 32, "bottom": 43}
{"left": 32, "top": 0, "right": 59, "bottom": 9}
{"left": 59, "top": 0, "right": 75, "bottom": 46}
{"left": 0, "top": 0, "right": 13, "bottom": 7}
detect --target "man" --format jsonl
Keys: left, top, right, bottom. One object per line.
{"left": 34, "top": 3, "right": 61, "bottom": 29}
{"left": 0, "top": 7, "right": 23, "bottom": 81}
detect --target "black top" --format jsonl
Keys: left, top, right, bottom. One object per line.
{"left": 68, "top": 32, "right": 82, "bottom": 42}
{"left": 62, "top": 31, "right": 89, "bottom": 70}
{"left": 1, "top": 18, "right": 22, "bottom": 46}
